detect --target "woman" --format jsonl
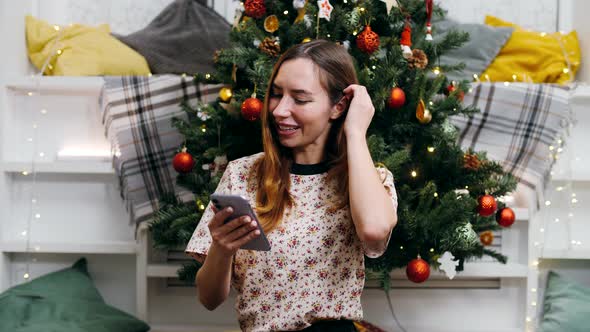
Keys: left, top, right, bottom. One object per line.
{"left": 186, "top": 39, "right": 398, "bottom": 331}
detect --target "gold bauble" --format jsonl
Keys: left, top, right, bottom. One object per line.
{"left": 264, "top": 15, "right": 279, "bottom": 33}
{"left": 416, "top": 99, "right": 432, "bottom": 124}
{"left": 219, "top": 87, "right": 233, "bottom": 102}
{"left": 302, "top": 37, "right": 312, "bottom": 43}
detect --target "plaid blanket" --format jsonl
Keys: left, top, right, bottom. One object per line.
{"left": 101, "top": 75, "right": 221, "bottom": 225}
{"left": 101, "top": 78, "right": 572, "bottom": 225}
{"left": 451, "top": 82, "right": 574, "bottom": 210}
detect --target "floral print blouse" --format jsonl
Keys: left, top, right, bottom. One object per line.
{"left": 185, "top": 153, "right": 398, "bottom": 331}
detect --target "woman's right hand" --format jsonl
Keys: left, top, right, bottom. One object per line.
{"left": 208, "top": 205, "right": 260, "bottom": 257}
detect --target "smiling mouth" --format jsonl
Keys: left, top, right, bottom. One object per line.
{"left": 277, "top": 125, "right": 300, "bottom": 131}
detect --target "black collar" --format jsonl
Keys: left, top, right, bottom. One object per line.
{"left": 290, "top": 161, "right": 330, "bottom": 175}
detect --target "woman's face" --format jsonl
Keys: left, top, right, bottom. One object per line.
{"left": 269, "top": 58, "right": 343, "bottom": 154}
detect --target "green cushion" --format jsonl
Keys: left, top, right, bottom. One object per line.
{"left": 0, "top": 258, "right": 103, "bottom": 303}
{"left": 0, "top": 258, "right": 149, "bottom": 332}
{"left": 539, "top": 271, "right": 590, "bottom": 332}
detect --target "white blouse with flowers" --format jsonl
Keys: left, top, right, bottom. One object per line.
{"left": 185, "top": 153, "right": 398, "bottom": 332}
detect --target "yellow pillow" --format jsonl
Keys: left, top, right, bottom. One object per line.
{"left": 26, "top": 15, "right": 150, "bottom": 76}
{"left": 482, "top": 15, "right": 581, "bottom": 84}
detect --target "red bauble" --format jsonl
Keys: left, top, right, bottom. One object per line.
{"left": 173, "top": 148, "right": 195, "bottom": 173}
{"left": 480, "top": 231, "right": 494, "bottom": 246}
{"left": 241, "top": 97, "right": 263, "bottom": 121}
{"left": 406, "top": 257, "right": 430, "bottom": 283}
{"left": 244, "top": 0, "right": 266, "bottom": 19}
{"left": 477, "top": 195, "right": 497, "bottom": 217}
{"left": 496, "top": 207, "right": 516, "bottom": 227}
{"left": 356, "top": 26, "right": 380, "bottom": 54}
{"left": 446, "top": 84, "right": 465, "bottom": 101}
{"left": 387, "top": 87, "right": 406, "bottom": 109}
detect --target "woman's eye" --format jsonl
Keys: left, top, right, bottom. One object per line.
{"left": 294, "top": 99, "right": 309, "bottom": 105}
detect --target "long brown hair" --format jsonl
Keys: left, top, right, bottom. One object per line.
{"left": 253, "top": 39, "right": 359, "bottom": 233}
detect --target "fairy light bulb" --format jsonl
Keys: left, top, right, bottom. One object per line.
{"left": 427, "top": 146, "right": 435, "bottom": 153}
{"left": 283, "top": 10, "right": 288, "bottom": 15}
{"left": 24, "top": 273, "right": 30, "bottom": 279}
{"left": 411, "top": 170, "right": 417, "bottom": 177}
{"left": 433, "top": 67, "right": 441, "bottom": 75}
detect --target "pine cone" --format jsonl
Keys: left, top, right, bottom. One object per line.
{"left": 213, "top": 49, "right": 221, "bottom": 64}
{"left": 260, "top": 37, "right": 281, "bottom": 57}
{"left": 408, "top": 49, "right": 428, "bottom": 69}
{"left": 463, "top": 153, "right": 481, "bottom": 170}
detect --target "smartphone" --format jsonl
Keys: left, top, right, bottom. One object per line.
{"left": 210, "top": 194, "right": 271, "bottom": 251}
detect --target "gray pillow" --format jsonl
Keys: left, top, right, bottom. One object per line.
{"left": 433, "top": 18, "right": 513, "bottom": 82}
{"left": 115, "top": 0, "right": 230, "bottom": 75}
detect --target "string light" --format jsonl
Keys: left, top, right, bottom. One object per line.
{"left": 284, "top": 10, "right": 289, "bottom": 15}
{"left": 56, "top": 49, "right": 63, "bottom": 55}
{"left": 399, "top": 246, "right": 404, "bottom": 250}
{"left": 433, "top": 67, "right": 441, "bottom": 75}
{"left": 410, "top": 170, "right": 417, "bottom": 177}
{"left": 427, "top": 146, "right": 435, "bottom": 152}
{"left": 433, "top": 192, "right": 438, "bottom": 197}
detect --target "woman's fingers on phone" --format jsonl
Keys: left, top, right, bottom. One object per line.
{"left": 232, "top": 227, "right": 260, "bottom": 247}
{"left": 219, "top": 215, "right": 252, "bottom": 234}
{"left": 226, "top": 219, "right": 258, "bottom": 242}
{"left": 210, "top": 206, "right": 233, "bottom": 229}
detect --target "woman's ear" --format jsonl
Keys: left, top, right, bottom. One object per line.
{"left": 330, "top": 96, "right": 349, "bottom": 120}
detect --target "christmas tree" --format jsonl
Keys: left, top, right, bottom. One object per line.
{"left": 150, "top": 0, "right": 518, "bottom": 284}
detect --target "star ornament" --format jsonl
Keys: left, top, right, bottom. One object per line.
{"left": 317, "top": 0, "right": 333, "bottom": 21}
{"left": 437, "top": 251, "right": 460, "bottom": 280}
{"left": 381, "top": 0, "right": 399, "bottom": 14}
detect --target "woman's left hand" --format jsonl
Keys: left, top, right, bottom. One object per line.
{"left": 342, "top": 84, "right": 375, "bottom": 139}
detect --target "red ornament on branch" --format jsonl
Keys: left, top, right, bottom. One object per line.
{"left": 406, "top": 256, "right": 430, "bottom": 283}
{"left": 496, "top": 207, "right": 516, "bottom": 227}
{"left": 446, "top": 83, "right": 465, "bottom": 102}
{"left": 356, "top": 25, "right": 380, "bottom": 54}
{"left": 425, "top": 0, "right": 433, "bottom": 40}
{"left": 173, "top": 147, "right": 195, "bottom": 173}
{"left": 241, "top": 97, "right": 263, "bottom": 121}
{"left": 387, "top": 87, "right": 406, "bottom": 109}
{"left": 480, "top": 231, "right": 494, "bottom": 246}
{"left": 477, "top": 195, "right": 497, "bottom": 217}
{"left": 244, "top": 0, "right": 266, "bottom": 19}
{"left": 400, "top": 23, "right": 412, "bottom": 59}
